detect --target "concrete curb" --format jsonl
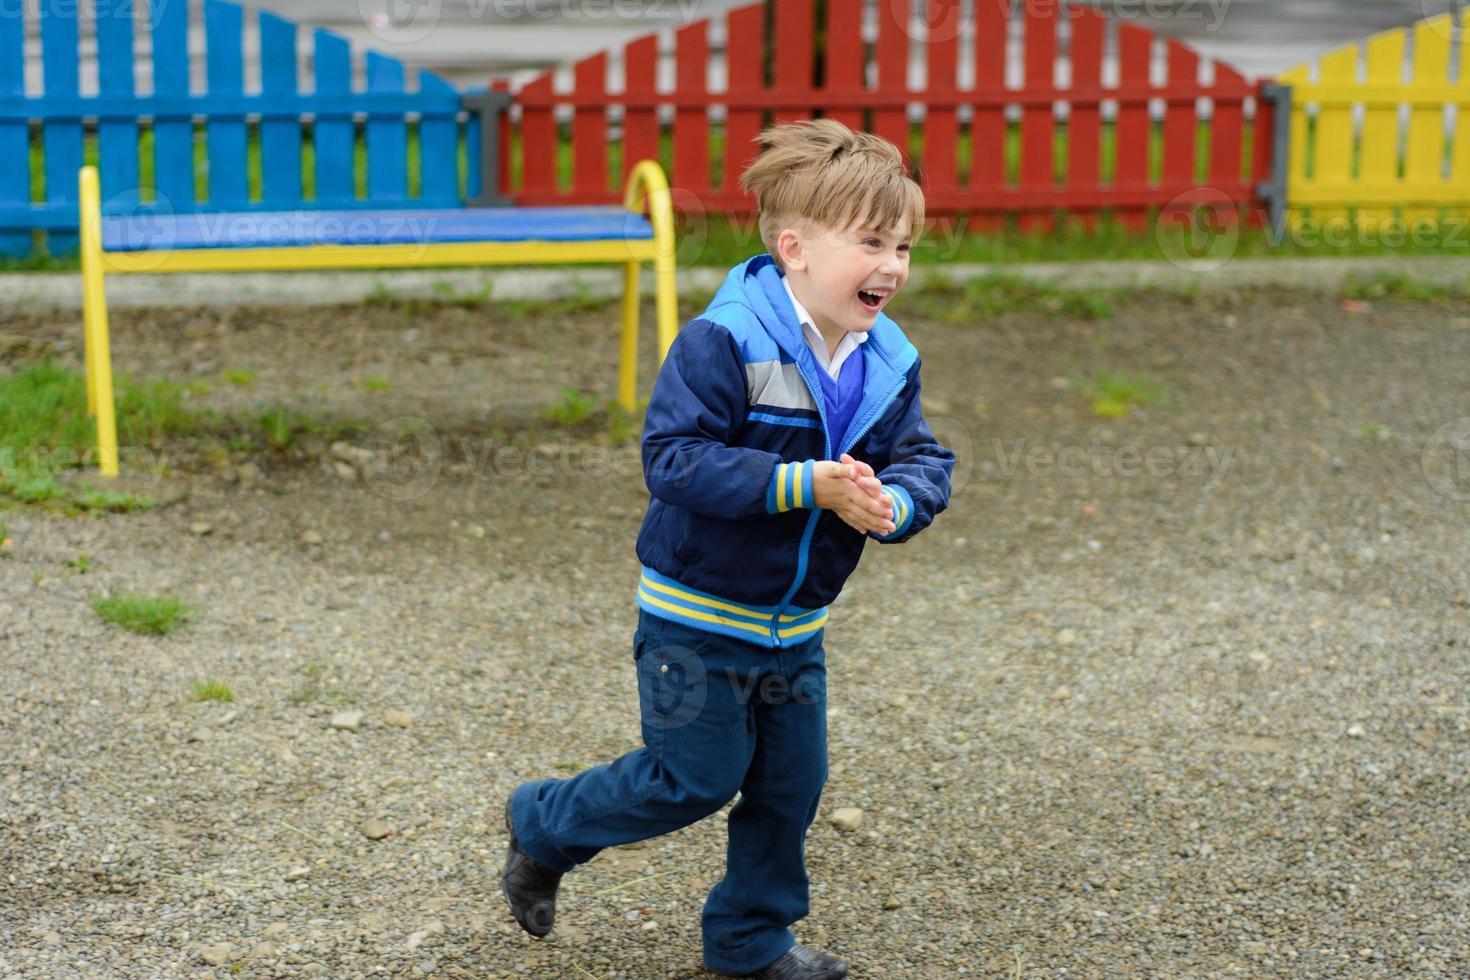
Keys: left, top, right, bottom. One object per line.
{"left": 3, "top": 255, "right": 1465, "bottom": 313}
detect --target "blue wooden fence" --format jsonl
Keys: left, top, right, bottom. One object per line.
{"left": 0, "top": 0, "right": 485, "bottom": 259}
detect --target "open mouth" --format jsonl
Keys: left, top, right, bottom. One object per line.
{"left": 856, "top": 286, "right": 892, "bottom": 313}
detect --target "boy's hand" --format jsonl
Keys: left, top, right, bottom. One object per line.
{"left": 840, "top": 453, "right": 885, "bottom": 502}
{"left": 814, "top": 460, "right": 894, "bottom": 536}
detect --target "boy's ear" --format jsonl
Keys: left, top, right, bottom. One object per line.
{"left": 775, "top": 227, "right": 806, "bottom": 272}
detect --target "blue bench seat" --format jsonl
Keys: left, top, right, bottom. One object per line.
{"left": 101, "top": 206, "right": 655, "bottom": 252}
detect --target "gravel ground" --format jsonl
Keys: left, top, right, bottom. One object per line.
{"left": 2, "top": 286, "right": 1469, "bottom": 978}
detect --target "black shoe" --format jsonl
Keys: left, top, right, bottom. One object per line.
{"left": 501, "top": 796, "right": 563, "bottom": 938}
{"left": 712, "top": 944, "right": 850, "bottom": 979}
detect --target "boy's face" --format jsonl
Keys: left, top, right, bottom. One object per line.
{"left": 778, "top": 216, "right": 912, "bottom": 339}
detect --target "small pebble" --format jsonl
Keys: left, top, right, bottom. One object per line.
{"left": 361, "top": 818, "right": 394, "bottom": 840}
{"left": 330, "top": 709, "right": 364, "bottom": 731}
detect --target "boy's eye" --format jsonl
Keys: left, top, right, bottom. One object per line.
{"left": 897, "top": 243, "right": 911, "bottom": 253}
{"left": 862, "top": 238, "right": 880, "bottom": 247}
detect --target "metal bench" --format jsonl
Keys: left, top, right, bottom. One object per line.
{"left": 79, "top": 161, "right": 677, "bottom": 477}
{"left": 1, "top": 0, "right": 675, "bottom": 476}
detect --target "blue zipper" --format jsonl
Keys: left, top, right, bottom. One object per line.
{"left": 767, "top": 353, "right": 906, "bottom": 646}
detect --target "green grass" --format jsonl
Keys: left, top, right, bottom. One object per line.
{"left": 542, "top": 386, "right": 603, "bottom": 427}
{"left": 251, "top": 402, "right": 364, "bottom": 452}
{"left": 70, "top": 485, "right": 155, "bottom": 512}
{"left": 0, "top": 361, "right": 199, "bottom": 502}
{"left": 0, "top": 516, "right": 10, "bottom": 557}
{"left": 539, "top": 386, "right": 644, "bottom": 445}
{"left": 904, "top": 273, "right": 1117, "bottom": 323}
{"left": 222, "top": 368, "right": 258, "bottom": 387}
{"left": 1072, "top": 368, "right": 1169, "bottom": 419}
{"left": 91, "top": 592, "right": 194, "bottom": 636}
{"left": 67, "top": 554, "right": 91, "bottom": 573}
{"left": 1342, "top": 272, "right": 1469, "bottom": 303}
{"left": 188, "top": 679, "right": 235, "bottom": 703}
{"left": 358, "top": 375, "right": 392, "bottom": 392}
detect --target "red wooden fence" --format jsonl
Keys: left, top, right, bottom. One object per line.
{"left": 499, "top": 0, "right": 1274, "bottom": 232}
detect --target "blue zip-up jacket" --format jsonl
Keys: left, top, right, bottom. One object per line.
{"left": 634, "top": 254, "right": 956, "bottom": 648}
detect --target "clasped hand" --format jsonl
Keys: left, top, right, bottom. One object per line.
{"left": 812, "top": 453, "right": 896, "bottom": 536}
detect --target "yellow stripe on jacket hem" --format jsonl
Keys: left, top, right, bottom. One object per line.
{"left": 640, "top": 574, "right": 819, "bottom": 623}
{"left": 638, "top": 588, "right": 829, "bottom": 639}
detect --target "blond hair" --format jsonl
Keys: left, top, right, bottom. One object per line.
{"left": 739, "top": 118, "right": 925, "bottom": 267}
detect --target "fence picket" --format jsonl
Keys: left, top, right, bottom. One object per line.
{"left": 1161, "top": 44, "right": 1197, "bottom": 188}
{"left": 674, "top": 23, "right": 710, "bottom": 195}
{"left": 1454, "top": 19, "right": 1470, "bottom": 220}
{"left": 41, "top": 4, "right": 82, "bottom": 254}
{"left": 1112, "top": 24, "right": 1153, "bottom": 230}
{"left": 366, "top": 52, "right": 408, "bottom": 201}
{"left": 572, "top": 53, "right": 608, "bottom": 196}
{"left": 623, "top": 36, "right": 659, "bottom": 187}
{"left": 1312, "top": 46, "right": 1358, "bottom": 230}
{"left": 823, "top": 0, "right": 864, "bottom": 133}
{"left": 873, "top": 0, "right": 909, "bottom": 163}
{"left": 1403, "top": 20, "right": 1452, "bottom": 225}
{"left": 205, "top": 1, "right": 248, "bottom": 206}
{"left": 969, "top": 0, "right": 1007, "bottom": 230}
{"left": 520, "top": 72, "right": 556, "bottom": 195}
{"left": 922, "top": 0, "right": 960, "bottom": 200}
{"left": 260, "top": 11, "right": 303, "bottom": 206}
{"left": 774, "top": 0, "right": 812, "bottom": 125}
{"left": 1067, "top": 7, "right": 1105, "bottom": 230}
{"left": 96, "top": 5, "right": 140, "bottom": 210}
{"left": 1019, "top": 4, "right": 1057, "bottom": 231}
{"left": 0, "top": 8, "right": 26, "bottom": 256}
{"left": 723, "top": 3, "right": 764, "bottom": 194}
{"left": 312, "top": 29, "right": 355, "bottom": 203}
{"left": 419, "top": 70, "right": 459, "bottom": 203}
{"left": 150, "top": 0, "right": 194, "bottom": 212}
{"left": 1357, "top": 30, "right": 1404, "bottom": 231}
{"left": 1208, "top": 62, "right": 1245, "bottom": 199}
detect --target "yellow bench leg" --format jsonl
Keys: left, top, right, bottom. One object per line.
{"left": 79, "top": 166, "right": 119, "bottom": 477}
{"left": 619, "top": 261, "right": 640, "bottom": 413}
{"left": 624, "top": 159, "right": 679, "bottom": 381}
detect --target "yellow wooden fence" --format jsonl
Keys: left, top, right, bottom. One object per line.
{"left": 1279, "top": 11, "right": 1469, "bottom": 232}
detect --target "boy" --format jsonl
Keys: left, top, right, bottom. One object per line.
{"left": 502, "top": 119, "right": 955, "bottom": 979}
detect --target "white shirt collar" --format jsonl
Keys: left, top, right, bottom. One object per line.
{"left": 781, "top": 275, "right": 867, "bottom": 381}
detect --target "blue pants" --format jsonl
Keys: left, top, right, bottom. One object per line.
{"left": 509, "top": 609, "right": 830, "bottom": 974}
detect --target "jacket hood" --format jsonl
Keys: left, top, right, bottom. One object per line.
{"left": 702, "top": 253, "right": 912, "bottom": 376}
